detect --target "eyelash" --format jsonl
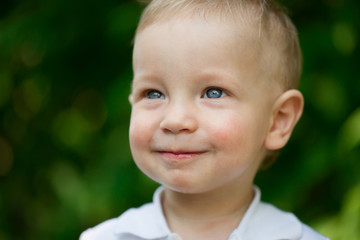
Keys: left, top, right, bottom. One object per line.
{"left": 145, "top": 89, "right": 164, "bottom": 99}
{"left": 142, "top": 87, "right": 228, "bottom": 99}
{"left": 202, "top": 87, "right": 227, "bottom": 99}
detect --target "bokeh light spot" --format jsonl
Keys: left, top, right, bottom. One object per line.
{"left": 52, "top": 108, "right": 90, "bottom": 149}
{"left": 49, "top": 160, "right": 90, "bottom": 217}
{"left": 311, "top": 75, "right": 347, "bottom": 121}
{"left": 50, "top": 160, "right": 82, "bottom": 202}
{"left": 13, "top": 77, "right": 50, "bottom": 121}
{"left": 52, "top": 89, "right": 107, "bottom": 150}
{"left": 21, "top": 39, "right": 45, "bottom": 68}
{"left": 332, "top": 22, "right": 357, "bottom": 55}
{"left": 338, "top": 107, "right": 360, "bottom": 153}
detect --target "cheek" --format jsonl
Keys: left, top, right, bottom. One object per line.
{"left": 129, "top": 115, "right": 152, "bottom": 171}
{"left": 129, "top": 113, "right": 153, "bottom": 149}
{"left": 211, "top": 117, "right": 248, "bottom": 145}
{"left": 210, "top": 116, "right": 258, "bottom": 174}
{"left": 209, "top": 114, "right": 260, "bottom": 165}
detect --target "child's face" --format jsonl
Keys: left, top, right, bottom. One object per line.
{"left": 129, "top": 17, "right": 276, "bottom": 194}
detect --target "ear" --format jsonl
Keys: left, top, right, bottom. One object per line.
{"left": 264, "top": 90, "right": 304, "bottom": 150}
{"left": 128, "top": 94, "right": 133, "bottom": 105}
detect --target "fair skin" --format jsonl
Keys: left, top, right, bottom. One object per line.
{"left": 129, "top": 16, "right": 303, "bottom": 240}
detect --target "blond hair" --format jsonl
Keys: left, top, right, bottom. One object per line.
{"left": 135, "top": 0, "right": 302, "bottom": 90}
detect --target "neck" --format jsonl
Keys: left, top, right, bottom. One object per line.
{"left": 162, "top": 182, "right": 254, "bottom": 240}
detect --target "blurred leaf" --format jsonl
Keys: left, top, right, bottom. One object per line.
{"left": 314, "top": 183, "right": 360, "bottom": 240}
{"left": 52, "top": 108, "right": 93, "bottom": 151}
{"left": 338, "top": 107, "right": 360, "bottom": 153}
{"left": 332, "top": 22, "right": 357, "bottom": 55}
{"left": 309, "top": 74, "right": 348, "bottom": 122}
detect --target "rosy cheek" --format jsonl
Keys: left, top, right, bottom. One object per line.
{"left": 129, "top": 118, "right": 143, "bottom": 142}
{"left": 212, "top": 117, "right": 245, "bottom": 144}
{"left": 129, "top": 115, "right": 154, "bottom": 147}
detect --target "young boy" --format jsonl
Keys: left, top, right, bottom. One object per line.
{"left": 81, "top": 0, "right": 329, "bottom": 239}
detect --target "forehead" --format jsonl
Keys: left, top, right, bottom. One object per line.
{"left": 133, "top": 1, "right": 295, "bottom": 94}
{"left": 133, "top": 16, "right": 260, "bottom": 72}
{"left": 135, "top": 0, "right": 265, "bottom": 36}
{"left": 131, "top": 16, "right": 273, "bottom": 98}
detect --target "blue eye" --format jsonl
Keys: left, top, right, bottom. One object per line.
{"left": 146, "top": 90, "right": 164, "bottom": 99}
{"left": 203, "top": 88, "right": 226, "bottom": 98}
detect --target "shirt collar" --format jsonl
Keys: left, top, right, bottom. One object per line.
{"left": 114, "top": 186, "right": 302, "bottom": 240}
{"left": 231, "top": 186, "right": 302, "bottom": 240}
{"left": 114, "top": 186, "right": 171, "bottom": 239}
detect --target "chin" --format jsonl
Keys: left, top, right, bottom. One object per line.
{"left": 163, "top": 180, "right": 214, "bottom": 195}
{"left": 160, "top": 178, "right": 199, "bottom": 194}
{"left": 146, "top": 170, "right": 211, "bottom": 194}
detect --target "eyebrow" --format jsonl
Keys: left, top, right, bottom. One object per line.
{"left": 197, "top": 69, "right": 244, "bottom": 88}
{"left": 131, "top": 73, "right": 162, "bottom": 90}
{"left": 133, "top": 72, "right": 161, "bottom": 82}
{"left": 202, "top": 70, "right": 254, "bottom": 98}
{"left": 131, "top": 69, "right": 249, "bottom": 95}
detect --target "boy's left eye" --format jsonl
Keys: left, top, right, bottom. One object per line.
{"left": 202, "top": 88, "right": 227, "bottom": 99}
{"left": 146, "top": 90, "right": 164, "bottom": 99}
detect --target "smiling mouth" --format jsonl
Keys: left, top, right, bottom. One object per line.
{"left": 157, "top": 151, "right": 205, "bottom": 162}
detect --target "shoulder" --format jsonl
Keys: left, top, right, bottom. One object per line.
{"left": 80, "top": 217, "right": 119, "bottom": 240}
{"left": 256, "top": 202, "right": 329, "bottom": 240}
{"left": 79, "top": 202, "right": 157, "bottom": 240}
{"left": 237, "top": 199, "right": 329, "bottom": 240}
{"left": 79, "top": 187, "right": 169, "bottom": 240}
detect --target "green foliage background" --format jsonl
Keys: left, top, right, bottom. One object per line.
{"left": 0, "top": 0, "right": 359, "bottom": 239}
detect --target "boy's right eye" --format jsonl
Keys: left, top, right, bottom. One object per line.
{"left": 146, "top": 90, "right": 165, "bottom": 99}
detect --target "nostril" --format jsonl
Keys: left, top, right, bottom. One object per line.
{"left": 160, "top": 114, "right": 198, "bottom": 134}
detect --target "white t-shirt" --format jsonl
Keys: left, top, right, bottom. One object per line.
{"left": 80, "top": 186, "right": 329, "bottom": 240}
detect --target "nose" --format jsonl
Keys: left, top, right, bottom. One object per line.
{"left": 160, "top": 102, "right": 198, "bottom": 134}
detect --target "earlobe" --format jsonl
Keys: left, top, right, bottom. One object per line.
{"left": 265, "top": 90, "right": 304, "bottom": 150}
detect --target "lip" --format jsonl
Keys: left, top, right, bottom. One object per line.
{"left": 157, "top": 151, "right": 206, "bottom": 163}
